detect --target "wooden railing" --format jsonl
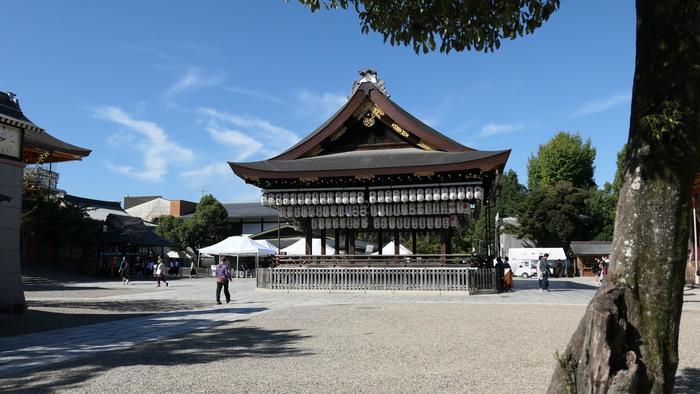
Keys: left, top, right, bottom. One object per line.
{"left": 274, "top": 254, "right": 482, "bottom": 267}
{"left": 256, "top": 267, "right": 497, "bottom": 294}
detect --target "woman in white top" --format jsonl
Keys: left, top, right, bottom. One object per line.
{"left": 155, "top": 257, "right": 168, "bottom": 287}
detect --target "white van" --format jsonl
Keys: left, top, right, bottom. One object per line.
{"left": 510, "top": 259, "right": 538, "bottom": 278}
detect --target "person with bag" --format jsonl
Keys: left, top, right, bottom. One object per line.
{"left": 155, "top": 256, "right": 168, "bottom": 287}
{"left": 118, "top": 256, "right": 130, "bottom": 285}
{"left": 215, "top": 257, "right": 232, "bottom": 305}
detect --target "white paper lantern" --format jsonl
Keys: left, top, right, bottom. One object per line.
{"left": 419, "top": 217, "right": 426, "bottom": 229}
{"left": 432, "top": 188, "right": 441, "bottom": 201}
{"left": 434, "top": 217, "right": 442, "bottom": 229}
{"left": 318, "top": 218, "right": 325, "bottom": 229}
{"left": 274, "top": 194, "right": 282, "bottom": 206}
{"left": 417, "top": 203, "right": 425, "bottom": 215}
{"left": 357, "top": 192, "right": 365, "bottom": 204}
{"left": 316, "top": 206, "right": 323, "bottom": 217}
{"left": 417, "top": 189, "right": 425, "bottom": 202}
{"left": 448, "top": 201, "right": 456, "bottom": 214}
{"left": 449, "top": 187, "right": 457, "bottom": 200}
{"left": 400, "top": 189, "right": 409, "bottom": 202}
{"left": 396, "top": 218, "right": 403, "bottom": 229}
{"left": 381, "top": 217, "right": 388, "bottom": 229}
{"left": 411, "top": 217, "right": 419, "bottom": 229}
{"left": 338, "top": 206, "right": 345, "bottom": 217}
{"left": 311, "top": 218, "right": 318, "bottom": 229}
{"left": 353, "top": 218, "right": 360, "bottom": 229}
{"left": 441, "top": 202, "right": 448, "bottom": 214}
{"left": 394, "top": 205, "right": 401, "bottom": 216}
{"left": 403, "top": 217, "right": 410, "bottom": 228}
{"left": 332, "top": 218, "right": 339, "bottom": 228}
{"left": 324, "top": 218, "right": 331, "bottom": 228}
{"left": 323, "top": 206, "right": 330, "bottom": 217}
{"left": 389, "top": 217, "right": 396, "bottom": 229}
{"left": 401, "top": 204, "right": 408, "bottom": 216}
{"left": 392, "top": 190, "right": 400, "bottom": 203}
{"left": 385, "top": 190, "right": 392, "bottom": 203}
{"left": 352, "top": 205, "right": 359, "bottom": 217}
{"left": 474, "top": 186, "right": 483, "bottom": 200}
{"left": 370, "top": 205, "right": 378, "bottom": 217}
{"left": 261, "top": 194, "right": 268, "bottom": 206}
{"left": 456, "top": 202, "right": 465, "bottom": 214}
{"left": 457, "top": 186, "right": 465, "bottom": 200}
{"left": 343, "top": 206, "right": 351, "bottom": 217}
{"left": 434, "top": 202, "right": 441, "bottom": 214}
{"left": 450, "top": 215, "right": 458, "bottom": 227}
{"left": 376, "top": 205, "right": 383, "bottom": 217}
{"left": 335, "top": 192, "right": 342, "bottom": 204}
{"left": 360, "top": 205, "right": 367, "bottom": 216}
{"left": 281, "top": 193, "right": 289, "bottom": 205}
{"left": 369, "top": 191, "right": 377, "bottom": 204}
{"left": 330, "top": 205, "right": 337, "bottom": 217}
{"left": 349, "top": 192, "right": 357, "bottom": 204}
{"left": 302, "top": 193, "right": 310, "bottom": 205}
{"left": 409, "top": 203, "right": 416, "bottom": 215}
{"left": 373, "top": 217, "right": 381, "bottom": 229}
{"left": 301, "top": 206, "right": 308, "bottom": 217}
{"left": 361, "top": 217, "right": 368, "bottom": 228}
{"left": 319, "top": 192, "right": 326, "bottom": 205}
{"left": 427, "top": 217, "right": 433, "bottom": 229}
{"left": 424, "top": 188, "right": 433, "bottom": 201}
{"left": 440, "top": 187, "right": 449, "bottom": 201}
{"left": 339, "top": 218, "right": 346, "bottom": 229}
{"left": 377, "top": 191, "right": 384, "bottom": 203}
{"left": 294, "top": 206, "right": 301, "bottom": 217}
{"left": 425, "top": 203, "right": 432, "bottom": 215}
{"left": 409, "top": 189, "right": 416, "bottom": 202}
{"left": 308, "top": 206, "right": 315, "bottom": 217}
{"left": 465, "top": 187, "right": 474, "bottom": 199}
{"left": 443, "top": 217, "right": 450, "bottom": 228}
{"left": 341, "top": 191, "right": 349, "bottom": 204}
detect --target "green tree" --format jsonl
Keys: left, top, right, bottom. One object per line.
{"left": 300, "top": 2, "right": 699, "bottom": 390}
{"left": 156, "top": 215, "right": 185, "bottom": 250}
{"left": 584, "top": 185, "right": 617, "bottom": 241}
{"left": 516, "top": 181, "right": 589, "bottom": 247}
{"left": 184, "top": 194, "right": 230, "bottom": 249}
{"left": 527, "top": 131, "right": 596, "bottom": 191}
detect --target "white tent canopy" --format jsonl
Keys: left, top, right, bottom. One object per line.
{"left": 372, "top": 241, "right": 412, "bottom": 255}
{"left": 282, "top": 238, "right": 335, "bottom": 255}
{"left": 199, "top": 236, "right": 277, "bottom": 256}
{"left": 256, "top": 239, "right": 278, "bottom": 254}
{"left": 507, "top": 247, "right": 567, "bottom": 261}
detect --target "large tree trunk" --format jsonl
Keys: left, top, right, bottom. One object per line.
{"left": 549, "top": 1, "right": 700, "bottom": 393}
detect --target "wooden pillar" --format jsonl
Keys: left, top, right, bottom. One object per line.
{"left": 320, "top": 229, "right": 327, "bottom": 256}
{"left": 348, "top": 231, "right": 356, "bottom": 255}
{"left": 305, "top": 219, "right": 312, "bottom": 255}
{"left": 394, "top": 230, "right": 400, "bottom": 255}
{"left": 411, "top": 231, "right": 417, "bottom": 255}
{"left": 334, "top": 229, "right": 340, "bottom": 255}
{"left": 378, "top": 230, "right": 383, "bottom": 255}
{"left": 446, "top": 229, "right": 453, "bottom": 255}
{"left": 440, "top": 229, "right": 448, "bottom": 260}
{"left": 344, "top": 230, "right": 350, "bottom": 254}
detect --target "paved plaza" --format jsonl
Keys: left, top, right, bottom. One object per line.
{"left": 1, "top": 270, "right": 699, "bottom": 392}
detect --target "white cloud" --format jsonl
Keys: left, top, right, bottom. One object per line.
{"left": 296, "top": 90, "right": 347, "bottom": 120}
{"left": 224, "top": 86, "right": 287, "bottom": 105}
{"left": 197, "top": 107, "right": 300, "bottom": 159}
{"left": 574, "top": 93, "right": 631, "bottom": 116}
{"left": 95, "top": 106, "right": 193, "bottom": 182}
{"left": 182, "top": 162, "right": 231, "bottom": 179}
{"left": 479, "top": 122, "right": 525, "bottom": 137}
{"left": 163, "top": 68, "right": 225, "bottom": 97}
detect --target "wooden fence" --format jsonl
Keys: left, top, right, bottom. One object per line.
{"left": 256, "top": 267, "right": 497, "bottom": 294}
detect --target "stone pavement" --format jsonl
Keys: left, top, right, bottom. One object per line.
{"left": 2, "top": 273, "right": 696, "bottom": 380}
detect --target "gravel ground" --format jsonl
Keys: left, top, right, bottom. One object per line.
{"left": 2, "top": 303, "right": 699, "bottom": 393}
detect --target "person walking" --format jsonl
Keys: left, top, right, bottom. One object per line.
{"left": 215, "top": 257, "right": 232, "bottom": 305}
{"left": 189, "top": 262, "right": 198, "bottom": 279}
{"left": 537, "top": 253, "right": 550, "bottom": 292}
{"left": 503, "top": 257, "right": 513, "bottom": 291}
{"left": 155, "top": 256, "right": 168, "bottom": 287}
{"left": 494, "top": 257, "right": 505, "bottom": 292}
{"left": 118, "top": 256, "right": 130, "bottom": 285}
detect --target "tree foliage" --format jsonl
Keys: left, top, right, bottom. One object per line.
{"left": 156, "top": 194, "right": 229, "bottom": 250}
{"left": 515, "top": 181, "right": 589, "bottom": 247}
{"left": 297, "top": 0, "right": 560, "bottom": 53}
{"left": 527, "top": 131, "right": 596, "bottom": 191}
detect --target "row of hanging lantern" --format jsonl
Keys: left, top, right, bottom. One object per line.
{"left": 276, "top": 201, "right": 471, "bottom": 218}
{"left": 310, "top": 215, "right": 457, "bottom": 230}
{"left": 261, "top": 185, "right": 483, "bottom": 207}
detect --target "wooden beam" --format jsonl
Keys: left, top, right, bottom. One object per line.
{"left": 305, "top": 220, "right": 312, "bottom": 255}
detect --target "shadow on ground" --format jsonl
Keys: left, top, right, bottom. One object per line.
{"left": 0, "top": 317, "right": 311, "bottom": 393}
{"left": 511, "top": 279, "right": 599, "bottom": 291}
{"left": 1, "top": 299, "right": 214, "bottom": 337}
{"left": 675, "top": 367, "right": 700, "bottom": 392}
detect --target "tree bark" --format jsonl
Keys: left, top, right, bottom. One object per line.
{"left": 549, "top": 1, "right": 700, "bottom": 393}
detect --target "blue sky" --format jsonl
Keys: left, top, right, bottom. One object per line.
{"left": 2, "top": 1, "right": 635, "bottom": 204}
